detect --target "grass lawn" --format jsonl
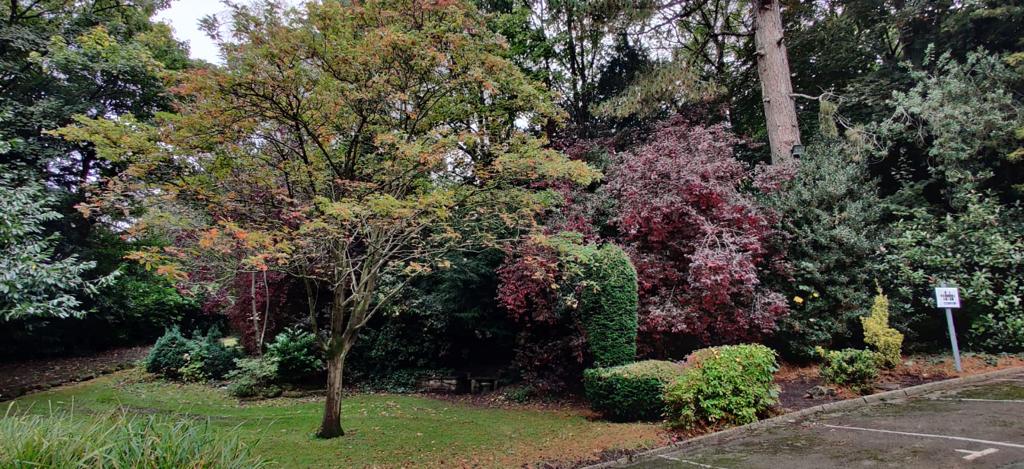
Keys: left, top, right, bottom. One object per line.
{"left": 3, "top": 370, "right": 668, "bottom": 468}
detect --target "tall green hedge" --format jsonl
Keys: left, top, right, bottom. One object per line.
{"left": 579, "top": 244, "right": 638, "bottom": 368}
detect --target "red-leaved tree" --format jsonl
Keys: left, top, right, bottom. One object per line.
{"left": 606, "top": 116, "right": 788, "bottom": 349}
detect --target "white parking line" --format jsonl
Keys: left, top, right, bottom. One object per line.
{"left": 659, "top": 455, "right": 730, "bottom": 469}
{"left": 956, "top": 448, "right": 999, "bottom": 461}
{"left": 821, "top": 424, "right": 1024, "bottom": 449}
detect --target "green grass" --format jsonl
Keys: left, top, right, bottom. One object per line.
{"left": 4, "top": 370, "right": 665, "bottom": 468}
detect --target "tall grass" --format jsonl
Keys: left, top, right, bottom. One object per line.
{"left": 0, "top": 406, "right": 268, "bottom": 468}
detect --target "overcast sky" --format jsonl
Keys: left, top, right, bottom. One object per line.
{"left": 155, "top": 0, "right": 230, "bottom": 64}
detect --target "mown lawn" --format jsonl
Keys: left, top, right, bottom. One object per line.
{"left": 4, "top": 370, "right": 667, "bottom": 468}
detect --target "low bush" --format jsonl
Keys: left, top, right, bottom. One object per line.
{"left": 0, "top": 412, "right": 268, "bottom": 468}
{"left": 266, "top": 327, "right": 323, "bottom": 382}
{"left": 226, "top": 356, "right": 281, "bottom": 398}
{"left": 144, "top": 327, "right": 191, "bottom": 378}
{"left": 663, "top": 344, "right": 779, "bottom": 429}
{"left": 502, "top": 385, "right": 536, "bottom": 403}
{"left": 818, "top": 347, "right": 878, "bottom": 394}
{"left": 861, "top": 289, "right": 903, "bottom": 368}
{"left": 583, "top": 360, "right": 686, "bottom": 422}
{"left": 147, "top": 328, "right": 241, "bottom": 382}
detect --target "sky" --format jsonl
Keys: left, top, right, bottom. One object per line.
{"left": 155, "top": 0, "right": 230, "bottom": 64}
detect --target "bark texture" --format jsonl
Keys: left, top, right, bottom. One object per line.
{"left": 753, "top": 0, "right": 801, "bottom": 164}
{"left": 317, "top": 351, "right": 346, "bottom": 438}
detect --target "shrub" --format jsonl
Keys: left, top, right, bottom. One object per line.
{"left": 861, "top": 289, "right": 903, "bottom": 368}
{"left": 818, "top": 348, "right": 878, "bottom": 394}
{"left": 266, "top": 327, "right": 323, "bottom": 382}
{"left": 663, "top": 344, "right": 779, "bottom": 429}
{"left": 606, "top": 117, "right": 788, "bottom": 346}
{"left": 583, "top": 360, "right": 686, "bottom": 422}
{"left": 0, "top": 412, "right": 268, "bottom": 468}
{"left": 579, "top": 244, "right": 639, "bottom": 367}
{"left": 200, "top": 333, "right": 244, "bottom": 380}
{"left": 144, "top": 327, "right": 191, "bottom": 378}
{"left": 147, "top": 328, "right": 240, "bottom": 382}
{"left": 759, "top": 141, "right": 885, "bottom": 360}
{"left": 227, "top": 356, "right": 281, "bottom": 398}
{"left": 502, "top": 385, "right": 536, "bottom": 403}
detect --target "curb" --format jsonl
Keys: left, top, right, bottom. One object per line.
{"left": 584, "top": 366, "right": 1024, "bottom": 469}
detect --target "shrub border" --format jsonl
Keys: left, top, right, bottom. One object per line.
{"left": 585, "top": 366, "right": 1024, "bottom": 468}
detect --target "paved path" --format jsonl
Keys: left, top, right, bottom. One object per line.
{"left": 625, "top": 370, "right": 1024, "bottom": 469}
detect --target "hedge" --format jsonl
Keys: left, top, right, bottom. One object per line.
{"left": 583, "top": 360, "right": 686, "bottom": 422}
{"left": 579, "top": 244, "right": 638, "bottom": 368}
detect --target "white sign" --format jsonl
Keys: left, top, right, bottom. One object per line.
{"left": 935, "top": 287, "right": 961, "bottom": 308}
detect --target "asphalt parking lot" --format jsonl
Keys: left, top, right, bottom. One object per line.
{"left": 624, "top": 370, "right": 1024, "bottom": 469}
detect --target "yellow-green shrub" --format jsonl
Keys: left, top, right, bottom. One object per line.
{"left": 663, "top": 345, "right": 780, "bottom": 429}
{"left": 861, "top": 289, "right": 903, "bottom": 368}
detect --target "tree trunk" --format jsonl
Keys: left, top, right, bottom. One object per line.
{"left": 317, "top": 350, "right": 345, "bottom": 438}
{"left": 753, "top": 0, "right": 800, "bottom": 164}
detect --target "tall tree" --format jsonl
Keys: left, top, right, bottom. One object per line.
{"left": 62, "top": 0, "right": 597, "bottom": 438}
{"left": 752, "top": 0, "right": 799, "bottom": 163}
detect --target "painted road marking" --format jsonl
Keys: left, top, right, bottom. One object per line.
{"left": 659, "top": 455, "right": 730, "bottom": 469}
{"left": 956, "top": 448, "right": 999, "bottom": 461}
{"left": 931, "top": 398, "right": 1024, "bottom": 404}
{"left": 822, "top": 424, "right": 1024, "bottom": 450}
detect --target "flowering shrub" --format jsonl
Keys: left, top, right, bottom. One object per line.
{"left": 606, "top": 116, "right": 788, "bottom": 347}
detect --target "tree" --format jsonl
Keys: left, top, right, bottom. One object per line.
{"left": 605, "top": 116, "right": 787, "bottom": 352}
{"left": 63, "top": 0, "right": 596, "bottom": 438}
{"left": 0, "top": 169, "right": 111, "bottom": 320}
{"left": 752, "top": 0, "right": 800, "bottom": 163}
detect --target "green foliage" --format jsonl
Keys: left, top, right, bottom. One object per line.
{"left": 266, "top": 327, "right": 323, "bottom": 382}
{"left": 583, "top": 360, "right": 686, "bottom": 422}
{"left": 0, "top": 170, "right": 113, "bottom": 320}
{"left": 501, "top": 385, "right": 536, "bottom": 403}
{"left": 818, "top": 348, "right": 879, "bottom": 394}
{"left": 870, "top": 50, "right": 1024, "bottom": 352}
{"left": 145, "top": 327, "right": 191, "bottom": 378}
{"left": 878, "top": 194, "right": 1024, "bottom": 352}
{"left": 0, "top": 412, "right": 267, "bottom": 468}
{"left": 663, "top": 345, "right": 780, "bottom": 429}
{"left": 194, "top": 331, "right": 243, "bottom": 381}
{"left": 760, "top": 142, "right": 886, "bottom": 360}
{"left": 861, "top": 289, "right": 904, "bottom": 368}
{"left": 93, "top": 271, "right": 201, "bottom": 344}
{"left": 355, "top": 368, "right": 453, "bottom": 394}
{"left": 146, "top": 328, "right": 240, "bottom": 382}
{"left": 226, "top": 357, "right": 281, "bottom": 399}
{"left": 578, "top": 244, "right": 639, "bottom": 368}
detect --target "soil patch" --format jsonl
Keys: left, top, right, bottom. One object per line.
{"left": 0, "top": 346, "right": 149, "bottom": 401}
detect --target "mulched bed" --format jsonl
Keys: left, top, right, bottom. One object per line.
{"left": 0, "top": 346, "right": 150, "bottom": 401}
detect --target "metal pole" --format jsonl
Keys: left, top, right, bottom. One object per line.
{"left": 945, "top": 308, "right": 962, "bottom": 372}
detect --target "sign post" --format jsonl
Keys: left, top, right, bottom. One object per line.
{"left": 935, "top": 285, "right": 962, "bottom": 372}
